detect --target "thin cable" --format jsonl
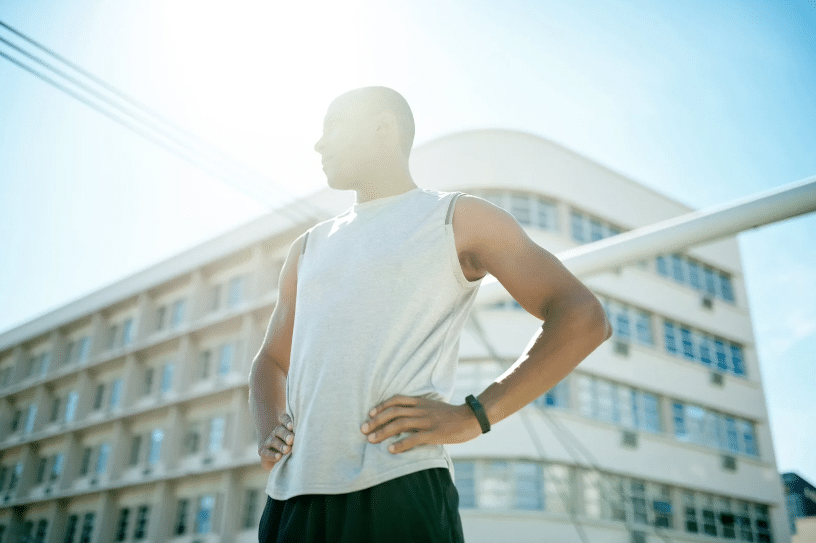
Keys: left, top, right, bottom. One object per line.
{"left": 537, "top": 409, "right": 675, "bottom": 543}
{"left": 0, "top": 21, "right": 306, "bottom": 205}
{"left": 467, "top": 313, "right": 591, "bottom": 543}
{"left": 0, "top": 21, "right": 333, "bottom": 220}
{"left": 0, "top": 49, "right": 279, "bottom": 206}
{"left": 469, "top": 311, "right": 675, "bottom": 543}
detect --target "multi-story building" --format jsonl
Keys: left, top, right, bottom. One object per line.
{"left": 0, "top": 129, "right": 790, "bottom": 543}
{"left": 783, "top": 472, "right": 816, "bottom": 542}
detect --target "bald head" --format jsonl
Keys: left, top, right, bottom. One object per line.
{"left": 333, "top": 86, "right": 415, "bottom": 155}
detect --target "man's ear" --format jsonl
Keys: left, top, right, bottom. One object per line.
{"left": 376, "top": 111, "right": 397, "bottom": 138}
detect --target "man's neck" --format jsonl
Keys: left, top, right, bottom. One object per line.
{"left": 353, "top": 167, "right": 418, "bottom": 204}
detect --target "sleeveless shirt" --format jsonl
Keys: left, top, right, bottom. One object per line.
{"left": 265, "top": 188, "right": 482, "bottom": 499}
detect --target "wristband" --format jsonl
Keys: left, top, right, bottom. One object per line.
{"left": 465, "top": 394, "right": 491, "bottom": 434}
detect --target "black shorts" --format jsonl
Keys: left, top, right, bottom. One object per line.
{"left": 258, "top": 467, "right": 465, "bottom": 543}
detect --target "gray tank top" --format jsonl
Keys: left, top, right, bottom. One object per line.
{"left": 266, "top": 188, "right": 482, "bottom": 499}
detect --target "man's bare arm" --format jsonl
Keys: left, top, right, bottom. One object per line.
{"left": 361, "top": 196, "right": 611, "bottom": 452}
{"left": 248, "top": 233, "right": 305, "bottom": 469}
{"left": 454, "top": 195, "right": 612, "bottom": 428}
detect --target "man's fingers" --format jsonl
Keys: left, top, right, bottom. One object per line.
{"left": 273, "top": 424, "right": 294, "bottom": 445}
{"left": 366, "top": 417, "right": 429, "bottom": 443}
{"left": 278, "top": 412, "right": 293, "bottom": 430}
{"left": 362, "top": 406, "right": 418, "bottom": 434}
{"left": 369, "top": 395, "right": 420, "bottom": 417}
{"left": 390, "top": 432, "right": 426, "bottom": 454}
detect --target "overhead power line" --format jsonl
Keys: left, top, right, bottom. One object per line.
{"left": 467, "top": 311, "right": 675, "bottom": 543}
{"left": 0, "top": 20, "right": 332, "bottom": 222}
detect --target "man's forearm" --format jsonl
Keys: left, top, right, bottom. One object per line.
{"left": 476, "top": 299, "right": 610, "bottom": 428}
{"left": 248, "top": 352, "right": 288, "bottom": 440}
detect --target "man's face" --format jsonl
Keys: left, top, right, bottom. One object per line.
{"left": 314, "top": 94, "right": 378, "bottom": 190}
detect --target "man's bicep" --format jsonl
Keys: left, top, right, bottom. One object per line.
{"left": 460, "top": 197, "right": 590, "bottom": 319}
{"left": 260, "top": 233, "right": 306, "bottom": 373}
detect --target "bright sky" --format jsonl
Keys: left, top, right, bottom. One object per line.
{"left": 1, "top": 0, "right": 814, "bottom": 483}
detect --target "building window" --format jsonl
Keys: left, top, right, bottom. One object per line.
{"left": 453, "top": 461, "right": 476, "bottom": 508}
{"left": 218, "top": 343, "right": 235, "bottom": 376}
{"left": 209, "top": 283, "right": 222, "bottom": 311}
{"left": 67, "top": 336, "right": 91, "bottom": 365}
{"left": 10, "top": 409, "right": 21, "bottom": 433}
{"left": 25, "top": 404, "right": 37, "bottom": 434}
{"left": 115, "top": 508, "right": 130, "bottom": 542}
{"left": 199, "top": 350, "right": 212, "bottom": 380}
{"left": 175, "top": 499, "right": 189, "bottom": 535}
{"left": 513, "top": 461, "right": 543, "bottom": 510}
{"left": 96, "top": 443, "right": 110, "bottom": 475}
{"left": 160, "top": 363, "right": 174, "bottom": 394}
{"left": 148, "top": 429, "right": 163, "bottom": 465}
{"left": 129, "top": 435, "right": 142, "bottom": 466}
{"left": 506, "top": 193, "right": 530, "bottom": 225}
{"left": 144, "top": 368, "right": 154, "bottom": 395}
{"left": 655, "top": 253, "right": 735, "bottom": 303}
{"left": 34, "top": 519, "right": 48, "bottom": 543}
{"left": 51, "top": 453, "right": 64, "bottom": 481}
{"left": 79, "top": 512, "right": 94, "bottom": 543}
{"left": 93, "top": 384, "right": 105, "bottom": 410}
{"left": 228, "top": 276, "right": 245, "bottom": 308}
{"left": 7, "top": 462, "right": 22, "bottom": 491}
{"left": 36, "top": 456, "right": 47, "bottom": 484}
{"left": 65, "top": 391, "right": 79, "bottom": 423}
{"left": 155, "top": 305, "right": 167, "bottom": 332}
{"left": 536, "top": 198, "right": 557, "bottom": 230}
{"left": 122, "top": 318, "right": 134, "bottom": 345}
{"left": 171, "top": 299, "right": 186, "bottom": 328}
{"left": 208, "top": 416, "right": 226, "bottom": 454}
{"left": 185, "top": 423, "right": 202, "bottom": 455}
{"left": 79, "top": 447, "right": 92, "bottom": 476}
{"left": 110, "top": 378, "right": 123, "bottom": 409}
{"left": 63, "top": 514, "right": 78, "bottom": 543}
{"left": 662, "top": 320, "right": 746, "bottom": 378}
{"left": 242, "top": 489, "right": 259, "bottom": 529}
{"left": 196, "top": 495, "right": 216, "bottom": 534}
{"left": 672, "top": 402, "right": 759, "bottom": 457}
{"left": 134, "top": 505, "right": 150, "bottom": 540}
{"left": 534, "top": 378, "right": 569, "bottom": 409}
{"left": 570, "top": 211, "right": 586, "bottom": 242}
{"left": 107, "top": 324, "right": 120, "bottom": 350}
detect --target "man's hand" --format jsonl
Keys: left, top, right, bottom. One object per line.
{"left": 258, "top": 413, "right": 294, "bottom": 471}
{"left": 361, "top": 395, "right": 482, "bottom": 454}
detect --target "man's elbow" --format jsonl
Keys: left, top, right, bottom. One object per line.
{"left": 580, "top": 296, "right": 612, "bottom": 345}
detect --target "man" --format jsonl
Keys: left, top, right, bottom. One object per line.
{"left": 249, "top": 86, "right": 611, "bottom": 543}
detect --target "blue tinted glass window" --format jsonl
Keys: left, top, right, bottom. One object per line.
{"left": 725, "top": 418, "right": 739, "bottom": 452}
{"left": 453, "top": 461, "right": 476, "bottom": 508}
{"left": 590, "top": 219, "right": 604, "bottom": 241}
{"left": 730, "top": 345, "right": 745, "bottom": 376}
{"left": 715, "top": 340, "right": 728, "bottom": 371}
{"left": 671, "top": 254, "right": 686, "bottom": 282}
{"left": 740, "top": 422, "right": 758, "bottom": 456}
{"left": 687, "top": 261, "right": 702, "bottom": 290}
{"left": 673, "top": 403, "right": 686, "bottom": 438}
{"left": 704, "top": 267, "right": 717, "bottom": 296}
{"left": 615, "top": 308, "right": 631, "bottom": 338}
{"left": 570, "top": 212, "right": 585, "bottom": 242}
{"left": 656, "top": 256, "right": 669, "bottom": 276}
{"left": 698, "top": 336, "right": 712, "bottom": 366}
{"left": 681, "top": 329, "right": 695, "bottom": 360}
{"left": 635, "top": 311, "right": 653, "bottom": 345}
{"left": 642, "top": 394, "right": 661, "bottom": 432}
{"left": 664, "top": 322, "right": 678, "bottom": 354}
{"left": 720, "top": 274, "right": 735, "bottom": 302}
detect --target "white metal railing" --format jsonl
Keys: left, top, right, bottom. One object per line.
{"left": 476, "top": 176, "right": 816, "bottom": 305}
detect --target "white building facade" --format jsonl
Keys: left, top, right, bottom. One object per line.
{"left": 0, "top": 130, "right": 789, "bottom": 543}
